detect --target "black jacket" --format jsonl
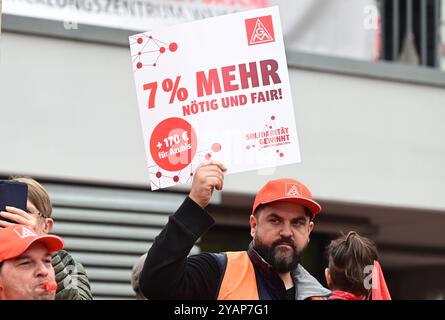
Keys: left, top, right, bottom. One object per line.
{"left": 139, "top": 197, "right": 330, "bottom": 300}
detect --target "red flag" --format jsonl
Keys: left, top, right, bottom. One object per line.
{"left": 372, "top": 260, "right": 391, "bottom": 300}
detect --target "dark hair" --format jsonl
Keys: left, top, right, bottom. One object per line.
{"left": 326, "top": 231, "right": 378, "bottom": 297}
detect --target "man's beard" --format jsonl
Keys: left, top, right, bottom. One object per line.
{"left": 253, "top": 236, "right": 306, "bottom": 273}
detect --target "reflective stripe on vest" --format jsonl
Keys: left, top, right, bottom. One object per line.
{"left": 217, "top": 251, "right": 259, "bottom": 300}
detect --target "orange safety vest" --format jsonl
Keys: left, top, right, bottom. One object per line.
{"left": 217, "top": 251, "right": 259, "bottom": 300}
{"left": 217, "top": 251, "right": 329, "bottom": 300}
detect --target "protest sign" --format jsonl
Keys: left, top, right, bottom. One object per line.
{"left": 130, "top": 6, "right": 300, "bottom": 190}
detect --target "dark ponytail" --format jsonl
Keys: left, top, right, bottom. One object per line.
{"left": 326, "top": 231, "right": 378, "bottom": 297}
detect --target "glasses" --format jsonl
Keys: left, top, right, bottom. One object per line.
{"left": 27, "top": 210, "right": 47, "bottom": 219}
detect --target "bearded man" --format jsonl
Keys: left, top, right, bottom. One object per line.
{"left": 139, "top": 161, "right": 331, "bottom": 300}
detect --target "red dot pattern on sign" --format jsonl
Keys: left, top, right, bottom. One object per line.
{"left": 173, "top": 176, "right": 179, "bottom": 182}
{"left": 132, "top": 37, "right": 178, "bottom": 72}
{"left": 271, "top": 116, "right": 276, "bottom": 120}
{"left": 169, "top": 42, "right": 178, "bottom": 52}
{"left": 246, "top": 146, "right": 250, "bottom": 150}
{"left": 280, "top": 153, "right": 284, "bottom": 157}
{"left": 211, "top": 143, "right": 221, "bottom": 152}
{"left": 205, "top": 153, "right": 212, "bottom": 160}
{"left": 156, "top": 172, "right": 162, "bottom": 178}
{"left": 269, "top": 126, "right": 272, "bottom": 129}
{"left": 190, "top": 173, "right": 194, "bottom": 176}
{"left": 276, "top": 150, "right": 279, "bottom": 153}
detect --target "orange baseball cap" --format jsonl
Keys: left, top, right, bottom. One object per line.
{"left": 252, "top": 178, "right": 322, "bottom": 219}
{"left": 0, "top": 225, "right": 64, "bottom": 263}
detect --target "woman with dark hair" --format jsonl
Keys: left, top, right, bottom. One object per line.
{"left": 325, "top": 231, "right": 391, "bottom": 300}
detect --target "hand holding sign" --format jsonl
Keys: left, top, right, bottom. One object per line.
{"left": 189, "top": 161, "right": 227, "bottom": 208}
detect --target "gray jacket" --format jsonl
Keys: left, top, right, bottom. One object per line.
{"left": 293, "top": 264, "right": 331, "bottom": 300}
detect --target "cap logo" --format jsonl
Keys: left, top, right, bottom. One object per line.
{"left": 14, "top": 226, "right": 37, "bottom": 239}
{"left": 285, "top": 183, "right": 302, "bottom": 197}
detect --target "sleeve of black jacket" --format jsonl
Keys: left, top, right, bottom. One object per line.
{"left": 139, "top": 196, "right": 223, "bottom": 300}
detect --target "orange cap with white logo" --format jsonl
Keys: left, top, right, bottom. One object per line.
{"left": 0, "top": 225, "right": 64, "bottom": 262}
{"left": 252, "top": 178, "right": 322, "bottom": 220}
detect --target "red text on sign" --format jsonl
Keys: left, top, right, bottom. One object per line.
{"left": 196, "top": 59, "right": 281, "bottom": 97}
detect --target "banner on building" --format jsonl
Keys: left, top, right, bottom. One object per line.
{"left": 3, "top": 0, "right": 379, "bottom": 60}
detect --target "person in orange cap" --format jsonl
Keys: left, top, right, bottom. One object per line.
{"left": 0, "top": 178, "right": 92, "bottom": 300}
{"left": 139, "top": 161, "right": 331, "bottom": 300}
{"left": 0, "top": 224, "right": 64, "bottom": 300}
{"left": 325, "top": 231, "right": 391, "bottom": 300}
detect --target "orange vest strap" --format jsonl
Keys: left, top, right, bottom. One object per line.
{"left": 217, "top": 251, "right": 259, "bottom": 300}
{"left": 308, "top": 296, "right": 328, "bottom": 300}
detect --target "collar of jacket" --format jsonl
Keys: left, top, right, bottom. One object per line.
{"left": 247, "top": 243, "right": 332, "bottom": 300}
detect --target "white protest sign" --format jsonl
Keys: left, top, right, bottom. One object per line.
{"left": 130, "top": 6, "right": 300, "bottom": 190}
